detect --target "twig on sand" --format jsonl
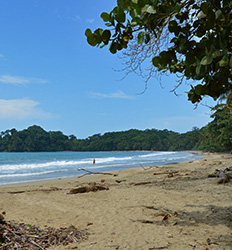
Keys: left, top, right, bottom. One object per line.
{"left": 77, "top": 168, "right": 117, "bottom": 178}
{"left": 30, "top": 240, "right": 45, "bottom": 250}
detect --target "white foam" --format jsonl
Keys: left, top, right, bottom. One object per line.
{"left": 0, "top": 169, "right": 66, "bottom": 178}
{"left": 0, "top": 160, "right": 90, "bottom": 171}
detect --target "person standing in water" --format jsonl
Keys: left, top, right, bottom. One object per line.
{"left": 93, "top": 158, "right": 95, "bottom": 164}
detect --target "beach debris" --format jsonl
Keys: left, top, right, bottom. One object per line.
{"left": 153, "top": 172, "right": 171, "bottom": 175}
{"left": 148, "top": 244, "right": 170, "bottom": 249}
{"left": 0, "top": 215, "right": 89, "bottom": 250}
{"left": 208, "top": 167, "right": 232, "bottom": 183}
{"left": 115, "top": 179, "right": 126, "bottom": 183}
{"left": 129, "top": 180, "right": 158, "bottom": 186}
{"left": 138, "top": 206, "right": 179, "bottom": 225}
{"left": 77, "top": 168, "right": 118, "bottom": 178}
{"left": 6, "top": 187, "right": 62, "bottom": 195}
{"left": 68, "top": 182, "right": 109, "bottom": 194}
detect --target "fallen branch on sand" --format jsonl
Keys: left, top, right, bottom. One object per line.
{"left": 3, "top": 187, "right": 62, "bottom": 195}
{"left": 68, "top": 182, "right": 109, "bottom": 194}
{"left": 77, "top": 168, "right": 117, "bottom": 178}
{"left": 208, "top": 166, "right": 232, "bottom": 183}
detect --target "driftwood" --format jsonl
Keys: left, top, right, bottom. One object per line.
{"left": 208, "top": 167, "right": 232, "bottom": 183}
{"left": 0, "top": 216, "right": 89, "bottom": 249}
{"left": 6, "top": 187, "right": 62, "bottom": 195}
{"left": 129, "top": 181, "right": 158, "bottom": 186}
{"left": 68, "top": 182, "right": 109, "bottom": 194}
{"left": 77, "top": 168, "right": 117, "bottom": 178}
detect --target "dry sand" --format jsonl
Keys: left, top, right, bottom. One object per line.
{"left": 0, "top": 152, "right": 232, "bottom": 250}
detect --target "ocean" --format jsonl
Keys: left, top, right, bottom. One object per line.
{"left": 0, "top": 151, "right": 201, "bottom": 185}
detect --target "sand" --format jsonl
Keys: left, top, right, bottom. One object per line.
{"left": 0, "top": 152, "right": 232, "bottom": 250}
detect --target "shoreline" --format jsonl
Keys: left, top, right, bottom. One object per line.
{"left": 0, "top": 150, "right": 203, "bottom": 188}
{"left": 1, "top": 152, "right": 232, "bottom": 249}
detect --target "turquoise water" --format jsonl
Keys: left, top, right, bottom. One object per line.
{"left": 0, "top": 151, "right": 201, "bottom": 185}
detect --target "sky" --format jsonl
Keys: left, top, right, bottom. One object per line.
{"left": 0, "top": 0, "right": 216, "bottom": 139}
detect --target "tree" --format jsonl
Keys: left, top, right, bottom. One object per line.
{"left": 199, "top": 104, "right": 232, "bottom": 152}
{"left": 85, "top": 0, "right": 232, "bottom": 104}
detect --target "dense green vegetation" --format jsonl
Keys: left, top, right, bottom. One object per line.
{"left": 0, "top": 125, "right": 200, "bottom": 152}
{"left": 0, "top": 108, "right": 231, "bottom": 152}
{"left": 198, "top": 105, "right": 232, "bottom": 152}
{"left": 86, "top": 0, "right": 232, "bottom": 105}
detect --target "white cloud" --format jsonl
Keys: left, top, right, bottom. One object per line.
{"left": 0, "top": 75, "right": 49, "bottom": 86}
{"left": 0, "top": 99, "right": 56, "bottom": 119}
{"left": 90, "top": 90, "right": 134, "bottom": 99}
{"left": 86, "top": 18, "right": 95, "bottom": 24}
{"left": 68, "top": 15, "right": 81, "bottom": 22}
{"left": 74, "top": 15, "right": 81, "bottom": 21}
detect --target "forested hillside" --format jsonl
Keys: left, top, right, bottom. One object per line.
{"left": 0, "top": 106, "right": 231, "bottom": 153}
{"left": 0, "top": 125, "right": 201, "bottom": 152}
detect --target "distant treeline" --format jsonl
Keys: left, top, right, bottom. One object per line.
{"left": 0, "top": 106, "right": 231, "bottom": 152}
{"left": 0, "top": 125, "right": 200, "bottom": 152}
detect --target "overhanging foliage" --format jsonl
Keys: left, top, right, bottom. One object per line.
{"left": 85, "top": 0, "right": 232, "bottom": 104}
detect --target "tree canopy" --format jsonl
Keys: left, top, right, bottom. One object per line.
{"left": 85, "top": 0, "right": 232, "bottom": 104}
{"left": 199, "top": 104, "right": 232, "bottom": 151}
{"left": 0, "top": 120, "right": 231, "bottom": 152}
{"left": 0, "top": 125, "right": 201, "bottom": 152}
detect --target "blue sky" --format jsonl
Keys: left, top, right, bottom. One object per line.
{"left": 0, "top": 0, "right": 216, "bottom": 139}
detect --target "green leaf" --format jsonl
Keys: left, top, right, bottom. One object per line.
{"left": 206, "top": 9, "right": 215, "bottom": 28}
{"left": 200, "top": 56, "right": 213, "bottom": 65}
{"left": 105, "top": 23, "right": 113, "bottom": 27}
{"left": 102, "top": 30, "right": 111, "bottom": 43}
{"left": 159, "top": 51, "right": 171, "bottom": 66}
{"left": 115, "top": 11, "right": 126, "bottom": 23}
{"left": 137, "top": 32, "right": 144, "bottom": 44}
{"left": 196, "top": 64, "right": 202, "bottom": 75}
{"left": 230, "top": 56, "right": 232, "bottom": 68}
{"left": 145, "top": 33, "right": 150, "bottom": 44}
{"left": 219, "top": 56, "right": 229, "bottom": 67}
{"left": 215, "top": 10, "right": 222, "bottom": 19}
{"left": 101, "top": 12, "right": 110, "bottom": 22}
{"left": 195, "top": 85, "right": 203, "bottom": 95}
{"left": 86, "top": 34, "right": 98, "bottom": 46}
{"left": 85, "top": 28, "right": 92, "bottom": 37}
{"left": 152, "top": 56, "right": 161, "bottom": 67}
{"left": 185, "top": 52, "right": 195, "bottom": 65}
{"left": 175, "top": 2, "right": 181, "bottom": 12}
{"left": 197, "top": 10, "right": 206, "bottom": 19}
{"left": 142, "top": 4, "right": 155, "bottom": 14}
{"left": 168, "top": 20, "right": 178, "bottom": 32}
{"left": 109, "top": 42, "right": 117, "bottom": 54}
{"left": 201, "top": 3, "right": 208, "bottom": 14}
{"left": 196, "top": 25, "right": 206, "bottom": 37}
{"left": 146, "top": 5, "right": 155, "bottom": 14}
{"left": 131, "top": 17, "right": 142, "bottom": 26}
{"left": 94, "top": 28, "right": 104, "bottom": 44}
{"left": 117, "top": 0, "right": 130, "bottom": 10}
{"left": 211, "top": 49, "right": 221, "bottom": 59}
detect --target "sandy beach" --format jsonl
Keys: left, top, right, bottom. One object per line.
{"left": 0, "top": 152, "right": 232, "bottom": 250}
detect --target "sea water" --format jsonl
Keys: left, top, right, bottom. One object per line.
{"left": 0, "top": 151, "right": 201, "bottom": 185}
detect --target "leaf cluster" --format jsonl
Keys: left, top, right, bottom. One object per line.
{"left": 85, "top": 0, "right": 232, "bottom": 103}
